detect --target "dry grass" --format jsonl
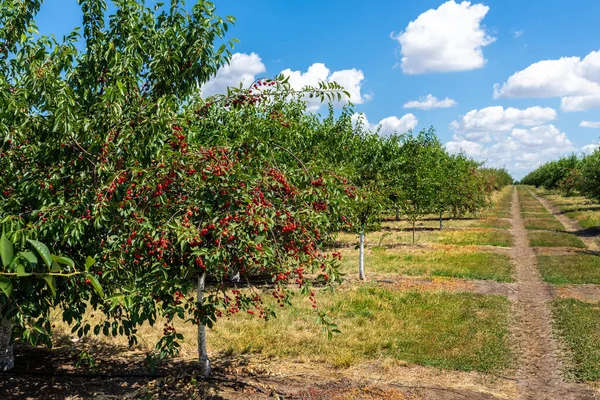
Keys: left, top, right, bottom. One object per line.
{"left": 538, "top": 253, "right": 600, "bottom": 284}
{"left": 210, "top": 286, "right": 512, "bottom": 372}
{"left": 533, "top": 189, "right": 600, "bottom": 231}
{"left": 337, "top": 247, "right": 514, "bottom": 282}
{"left": 523, "top": 218, "right": 565, "bottom": 232}
{"left": 528, "top": 232, "right": 586, "bottom": 248}
{"left": 553, "top": 298, "right": 600, "bottom": 381}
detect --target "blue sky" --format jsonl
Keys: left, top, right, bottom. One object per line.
{"left": 34, "top": 1, "right": 600, "bottom": 178}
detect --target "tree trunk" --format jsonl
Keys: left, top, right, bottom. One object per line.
{"left": 412, "top": 219, "right": 416, "bottom": 244}
{"left": 197, "top": 272, "right": 211, "bottom": 378}
{"left": 439, "top": 211, "right": 443, "bottom": 231}
{"left": 395, "top": 205, "right": 400, "bottom": 221}
{"left": 358, "top": 230, "right": 365, "bottom": 280}
{"left": 0, "top": 316, "right": 13, "bottom": 371}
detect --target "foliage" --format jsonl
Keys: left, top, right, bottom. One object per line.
{"left": 0, "top": 0, "right": 347, "bottom": 358}
{"left": 520, "top": 154, "right": 580, "bottom": 192}
{"left": 0, "top": 234, "right": 99, "bottom": 347}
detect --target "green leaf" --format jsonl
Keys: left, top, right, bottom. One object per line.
{"left": 0, "top": 235, "right": 14, "bottom": 268}
{"left": 86, "top": 274, "right": 104, "bottom": 298}
{"left": 16, "top": 264, "right": 31, "bottom": 277}
{"left": 43, "top": 275, "right": 57, "bottom": 297}
{"left": 19, "top": 251, "right": 38, "bottom": 266}
{"left": 27, "top": 239, "right": 52, "bottom": 268}
{"left": 85, "top": 256, "right": 96, "bottom": 271}
{"left": 50, "top": 261, "right": 60, "bottom": 273}
{"left": 52, "top": 255, "right": 75, "bottom": 268}
{"left": 0, "top": 277, "right": 13, "bottom": 298}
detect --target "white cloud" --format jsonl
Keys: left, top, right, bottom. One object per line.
{"left": 561, "top": 95, "right": 600, "bottom": 112}
{"left": 583, "top": 143, "right": 600, "bottom": 154}
{"left": 449, "top": 106, "right": 557, "bottom": 141}
{"left": 494, "top": 50, "right": 600, "bottom": 111}
{"left": 447, "top": 124, "right": 575, "bottom": 177}
{"left": 580, "top": 120, "right": 600, "bottom": 128}
{"left": 391, "top": 1, "right": 495, "bottom": 74}
{"left": 403, "top": 94, "right": 457, "bottom": 110}
{"left": 201, "top": 54, "right": 369, "bottom": 111}
{"left": 200, "top": 52, "right": 266, "bottom": 98}
{"left": 281, "top": 64, "right": 369, "bottom": 111}
{"left": 513, "top": 30, "right": 523, "bottom": 39}
{"left": 352, "top": 113, "right": 418, "bottom": 136}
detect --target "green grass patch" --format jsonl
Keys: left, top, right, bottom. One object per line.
{"left": 339, "top": 249, "right": 514, "bottom": 282}
{"left": 474, "top": 218, "right": 512, "bottom": 230}
{"left": 528, "top": 232, "right": 586, "bottom": 248}
{"left": 211, "top": 287, "right": 513, "bottom": 372}
{"left": 564, "top": 211, "right": 600, "bottom": 230}
{"left": 538, "top": 253, "right": 600, "bottom": 284}
{"left": 437, "top": 229, "right": 514, "bottom": 247}
{"left": 521, "top": 210, "right": 552, "bottom": 217}
{"left": 484, "top": 211, "right": 512, "bottom": 219}
{"left": 523, "top": 218, "right": 565, "bottom": 231}
{"left": 552, "top": 298, "right": 600, "bottom": 381}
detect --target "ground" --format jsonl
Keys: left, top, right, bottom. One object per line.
{"left": 2, "top": 186, "right": 600, "bottom": 399}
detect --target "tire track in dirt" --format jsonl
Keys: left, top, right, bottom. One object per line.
{"left": 509, "top": 187, "right": 597, "bottom": 399}
{"left": 527, "top": 188, "right": 600, "bottom": 252}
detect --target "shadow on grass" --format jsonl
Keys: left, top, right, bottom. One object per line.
{"left": 558, "top": 206, "right": 600, "bottom": 214}
{"left": 573, "top": 227, "right": 600, "bottom": 237}
{"left": 1, "top": 344, "right": 258, "bottom": 400}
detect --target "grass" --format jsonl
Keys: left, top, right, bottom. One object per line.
{"left": 531, "top": 188, "right": 600, "bottom": 230}
{"left": 552, "top": 298, "right": 600, "bottom": 381}
{"left": 520, "top": 210, "right": 552, "bottom": 217}
{"left": 538, "top": 253, "right": 600, "bottom": 284}
{"left": 563, "top": 211, "right": 600, "bottom": 230}
{"left": 210, "top": 287, "right": 513, "bottom": 372}
{"left": 338, "top": 248, "right": 514, "bottom": 282}
{"left": 523, "top": 218, "right": 565, "bottom": 231}
{"left": 484, "top": 211, "right": 512, "bottom": 219}
{"left": 335, "top": 228, "right": 513, "bottom": 248}
{"left": 473, "top": 218, "right": 512, "bottom": 230}
{"left": 528, "top": 232, "right": 586, "bottom": 248}
{"left": 437, "top": 229, "right": 514, "bottom": 247}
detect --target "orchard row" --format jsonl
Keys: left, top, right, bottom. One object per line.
{"left": 520, "top": 152, "right": 600, "bottom": 200}
{"left": 0, "top": 0, "right": 511, "bottom": 373}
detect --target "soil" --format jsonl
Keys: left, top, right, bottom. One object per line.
{"left": 557, "top": 285, "right": 600, "bottom": 303}
{"left": 511, "top": 188, "right": 597, "bottom": 399}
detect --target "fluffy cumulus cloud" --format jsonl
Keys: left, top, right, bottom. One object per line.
{"left": 494, "top": 50, "right": 600, "bottom": 111}
{"left": 352, "top": 113, "right": 418, "bottom": 136}
{"left": 281, "top": 64, "right": 370, "bottom": 111}
{"left": 200, "top": 52, "right": 266, "bottom": 98}
{"left": 447, "top": 124, "right": 576, "bottom": 177}
{"left": 580, "top": 120, "right": 600, "bottom": 128}
{"left": 445, "top": 104, "right": 591, "bottom": 178}
{"left": 403, "top": 94, "right": 457, "bottom": 110}
{"left": 391, "top": 1, "right": 495, "bottom": 74}
{"left": 201, "top": 53, "right": 370, "bottom": 112}
{"left": 449, "top": 106, "right": 557, "bottom": 141}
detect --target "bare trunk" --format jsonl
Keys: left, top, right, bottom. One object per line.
{"left": 395, "top": 205, "right": 400, "bottom": 221}
{"left": 197, "top": 273, "right": 211, "bottom": 378}
{"left": 412, "top": 219, "right": 416, "bottom": 244}
{"left": 358, "top": 230, "right": 365, "bottom": 280}
{"left": 0, "top": 316, "right": 13, "bottom": 371}
{"left": 439, "top": 211, "right": 443, "bottom": 231}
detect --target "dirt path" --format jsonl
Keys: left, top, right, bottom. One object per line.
{"left": 527, "top": 188, "right": 600, "bottom": 251}
{"left": 509, "top": 187, "right": 597, "bottom": 399}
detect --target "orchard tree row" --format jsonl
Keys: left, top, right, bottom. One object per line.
{"left": 0, "top": 0, "right": 511, "bottom": 374}
{"left": 520, "top": 151, "right": 600, "bottom": 199}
